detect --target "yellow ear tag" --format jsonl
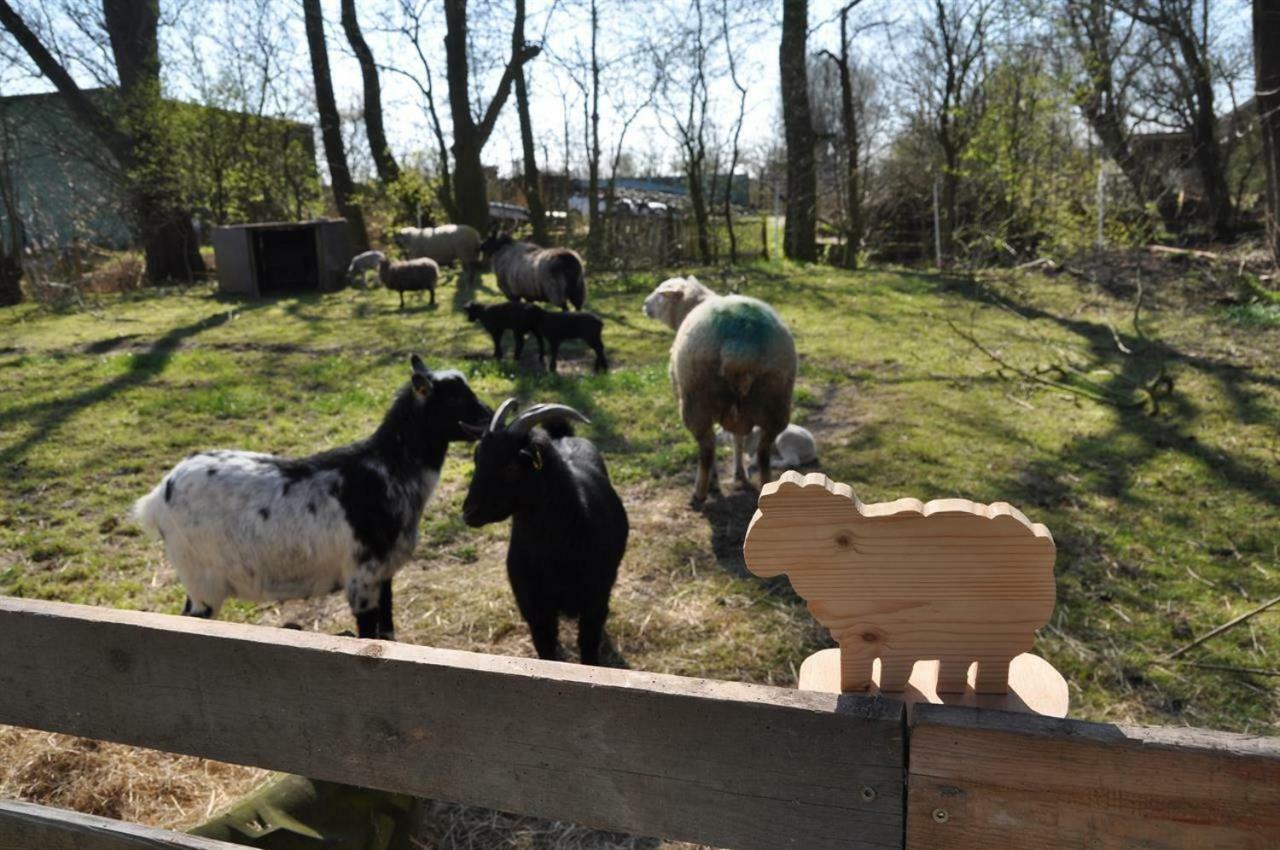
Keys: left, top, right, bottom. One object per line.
{"left": 532, "top": 449, "right": 543, "bottom": 470}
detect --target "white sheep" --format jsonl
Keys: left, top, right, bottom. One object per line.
{"left": 380, "top": 256, "right": 439, "bottom": 309}
{"left": 481, "top": 233, "right": 586, "bottom": 310}
{"left": 717, "top": 424, "right": 818, "bottom": 471}
{"left": 393, "top": 224, "right": 482, "bottom": 268}
{"left": 346, "top": 250, "right": 385, "bottom": 287}
{"left": 643, "top": 276, "right": 797, "bottom": 505}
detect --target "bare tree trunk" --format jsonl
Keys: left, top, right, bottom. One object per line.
{"left": 781, "top": 0, "right": 816, "bottom": 261}
{"left": 586, "top": 0, "right": 601, "bottom": 260}
{"left": 341, "top": 0, "right": 399, "bottom": 186}
{"left": 722, "top": 0, "right": 747, "bottom": 265}
{"left": 302, "top": 0, "right": 369, "bottom": 253}
{"left": 1258, "top": 0, "right": 1280, "bottom": 265}
{"left": 0, "top": 138, "right": 20, "bottom": 304}
{"left": 443, "top": 0, "right": 540, "bottom": 233}
{"left": 512, "top": 0, "right": 547, "bottom": 243}
{"left": 823, "top": 2, "right": 864, "bottom": 269}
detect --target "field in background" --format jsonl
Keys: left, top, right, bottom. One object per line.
{"left": 0, "top": 257, "right": 1277, "bottom": 837}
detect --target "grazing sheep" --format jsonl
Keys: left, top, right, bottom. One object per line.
{"left": 461, "top": 400, "right": 628, "bottom": 665}
{"left": 464, "top": 300, "right": 544, "bottom": 363}
{"left": 346, "top": 250, "right": 385, "bottom": 287}
{"left": 393, "top": 224, "right": 482, "bottom": 268}
{"left": 643, "top": 275, "right": 797, "bottom": 505}
{"left": 131, "top": 356, "right": 493, "bottom": 639}
{"left": 480, "top": 232, "right": 586, "bottom": 310}
{"left": 528, "top": 305, "right": 608, "bottom": 373}
{"left": 380, "top": 256, "right": 439, "bottom": 309}
{"left": 717, "top": 424, "right": 818, "bottom": 470}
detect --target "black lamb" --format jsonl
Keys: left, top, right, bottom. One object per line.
{"left": 464, "top": 300, "right": 545, "bottom": 364}
{"left": 528, "top": 305, "right": 608, "bottom": 373}
{"left": 460, "top": 400, "right": 628, "bottom": 665}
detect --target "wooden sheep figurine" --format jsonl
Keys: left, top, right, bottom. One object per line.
{"left": 744, "top": 471, "right": 1057, "bottom": 697}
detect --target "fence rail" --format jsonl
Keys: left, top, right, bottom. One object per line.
{"left": 0, "top": 597, "right": 1277, "bottom": 849}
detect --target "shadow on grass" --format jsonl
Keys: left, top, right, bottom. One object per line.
{"left": 0, "top": 302, "right": 269, "bottom": 465}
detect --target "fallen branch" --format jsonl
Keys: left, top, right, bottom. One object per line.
{"left": 1147, "top": 244, "right": 1220, "bottom": 262}
{"left": 1169, "top": 661, "right": 1280, "bottom": 678}
{"left": 1165, "top": 595, "right": 1280, "bottom": 660}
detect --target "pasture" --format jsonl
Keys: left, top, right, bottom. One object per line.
{"left": 0, "top": 257, "right": 1277, "bottom": 833}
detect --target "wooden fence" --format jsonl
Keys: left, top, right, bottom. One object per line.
{"left": 0, "top": 596, "right": 1277, "bottom": 850}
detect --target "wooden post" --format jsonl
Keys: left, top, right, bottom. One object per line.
{"left": 1096, "top": 167, "right": 1106, "bottom": 249}
{"left": 761, "top": 213, "right": 769, "bottom": 260}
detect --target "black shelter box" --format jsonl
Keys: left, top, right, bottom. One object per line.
{"left": 212, "top": 219, "right": 354, "bottom": 296}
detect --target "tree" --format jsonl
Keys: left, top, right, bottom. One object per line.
{"left": 390, "top": 0, "right": 458, "bottom": 221}
{"left": 0, "top": 0, "right": 206, "bottom": 282}
{"left": 1256, "top": 0, "right": 1280, "bottom": 264}
{"left": 302, "top": 0, "right": 368, "bottom": 253}
{"left": 821, "top": 1, "right": 867, "bottom": 268}
{"left": 513, "top": 0, "right": 548, "bottom": 244}
{"left": 655, "top": 0, "right": 714, "bottom": 265}
{"left": 780, "top": 0, "right": 816, "bottom": 261}
{"left": 720, "top": 0, "right": 749, "bottom": 264}
{"left": 916, "top": 0, "right": 993, "bottom": 263}
{"left": 1062, "top": 0, "right": 1180, "bottom": 231}
{"left": 341, "top": 0, "right": 400, "bottom": 186}
{"left": 0, "top": 104, "right": 21, "bottom": 305}
{"left": 442, "top": 0, "right": 540, "bottom": 232}
{"left": 1122, "top": 0, "right": 1234, "bottom": 238}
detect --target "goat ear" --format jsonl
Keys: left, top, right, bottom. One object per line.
{"left": 410, "top": 354, "right": 429, "bottom": 374}
{"left": 411, "top": 372, "right": 432, "bottom": 399}
{"left": 458, "top": 421, "right": 485, "bottom": 440}
{"left": 660, "top": 288, "right": 683, "bottom": 301}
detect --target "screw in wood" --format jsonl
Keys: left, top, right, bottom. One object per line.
{"left": 932, "top": 808, "right": 950, "bottom": 824}
{"left": 860, "top": 786, "right": 876, "bottom": 802}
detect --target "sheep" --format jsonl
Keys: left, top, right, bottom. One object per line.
{"left": 480, "top": 232, "right": 586, "bottom": 311}
{"left": 464, "top": 300, "right": 545, "bottom": 364}
{"left": 643, "top": 275, "right": 797, "bottom": 506}
{"left": 460, "top": 400, "right": 628, "bottom": 665}
{"left": 131, "top": 355, "right": 493, "bottom": 640}
{"left": 346, "top": 250, "right": 385, "bottom": 287}
{"left": 392, "top": 223, "right": 482, "bottom": 268}
{"left": 380, "top": 255, "right": 439, "bottom": 309}
{"left": 717, "top": 424, "right": 818, "bottom": 471}
{"left": 528, "top": 305, "right": 608, "bottom": 373}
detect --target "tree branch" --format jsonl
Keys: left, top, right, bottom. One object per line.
{"left": 476, "top": 43, "right": 542, "bottom": 146}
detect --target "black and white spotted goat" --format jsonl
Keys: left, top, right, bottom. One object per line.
{"left": 132, "top": 356, "right": 492, "bottom": 639}
{"left": 461, "top": 400, "right": 628, "bottom": 664}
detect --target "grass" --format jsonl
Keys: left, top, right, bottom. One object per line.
{"left": 1, "top": 257, "right": 1278, "bottom": 835}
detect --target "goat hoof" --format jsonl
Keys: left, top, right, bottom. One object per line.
{"left": 337, "top": 629, "right": 356, "bottom": 637}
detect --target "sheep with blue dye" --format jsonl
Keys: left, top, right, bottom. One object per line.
{"left": 480, "top": 232, "right": 586, "bottom": 310}
{"left": 461, "top": 400, "right": 628, "bottom": 665}
{"left": 643, "top": 275, "right": 797, "bottom": 505}
{"left": 131, "top": 356, "right": 493, "bottom": 639}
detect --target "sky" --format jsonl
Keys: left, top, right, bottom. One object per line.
{"left": 0, "top": 0, "right": 1255, "bottom": 182}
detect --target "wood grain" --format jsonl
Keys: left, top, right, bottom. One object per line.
{"left": 908, "top": 704, "right": 1280, "bottom": 849}
{"left": 744, "top": 472, "right": 1056, "bottom": 694}
{"left": 797, "top": 648, "right": 1068, "bottom": 719}
{"left": 0, "top": 597, "right": 906, "bottom": 850}
{"left": 0, "top": 799, "right": 242, "bottom": 850}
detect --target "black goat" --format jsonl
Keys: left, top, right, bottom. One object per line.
{"left": 529, "top": 306, "right": 608, "bottom": 373}
{"left": 464, "top": 300, "right": 544, "bottom": 364}
{"left": 461, "top": 400, "right": 628, "bottom": 664}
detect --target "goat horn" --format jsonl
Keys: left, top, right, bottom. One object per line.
{"left": 489, "top": 398, "right": 520, "bottom": 433}
{"left": 507, "top": 403, "right": 590, "bottom": 437}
